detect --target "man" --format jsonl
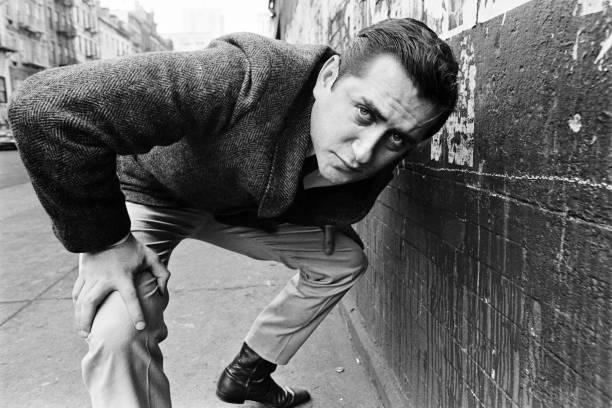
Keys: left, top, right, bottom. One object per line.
{"left": 9, "top": 18, "right": 458, "bottom": 408}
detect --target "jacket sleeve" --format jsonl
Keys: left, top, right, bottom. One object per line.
{"left": 8, "top": 41, "right": 252, "bottom": 253}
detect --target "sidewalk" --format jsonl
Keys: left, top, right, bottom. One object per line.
{"left": 0, "top": 182, "right": 384, "bottom": 408}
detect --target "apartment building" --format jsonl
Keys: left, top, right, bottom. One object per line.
{"left": 0, "top": 0, "right": 171, "bottom": 131}
{"left": 53, "top": 0, "right": 77, "bottom": 67}
{"left": 4, "top": 0, "right": 49, "bottom": 92}
{"left": 98, "top": 7, "right": 131, "bottom": 59}
{"left": 0, "top": 0, "right": 50, "bottom": 136}
{"left": 72, "top": 0, "right": 99, "bottom": 63}
{"left": 127, "top": 3, "right": 172, "bottom": 54}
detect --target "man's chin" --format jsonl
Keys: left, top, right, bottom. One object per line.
{"left": 321, "top": 167, "right": 361, "bottom": 185}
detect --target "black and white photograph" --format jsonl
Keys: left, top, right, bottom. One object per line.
{"left": 0, "top": 1, "right": 610, "bottom": 407}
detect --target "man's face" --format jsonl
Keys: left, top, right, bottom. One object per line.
{"left": 310, "top": 53, "right": 437, "bottom": 184}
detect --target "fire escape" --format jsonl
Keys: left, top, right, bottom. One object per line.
{"left": 54, "top": 0, "right": 77, "bottom": 66}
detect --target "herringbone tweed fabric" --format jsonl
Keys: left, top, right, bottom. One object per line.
{"left": 9, "top": 33, "right": 392, "bottom": 253}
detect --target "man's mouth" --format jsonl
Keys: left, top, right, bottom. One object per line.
{"left": 333, "top": 153, "right": 361, "bottom": 173}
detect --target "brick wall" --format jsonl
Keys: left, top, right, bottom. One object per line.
{"left": 277, "top": 1, "right": 611, "bottom": 407}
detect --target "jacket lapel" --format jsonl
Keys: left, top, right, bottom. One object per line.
{"left": 257, "top": 91, "right": 315, "bottom": 218}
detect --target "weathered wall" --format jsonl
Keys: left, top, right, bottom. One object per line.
{"left": 277, "top": 1, "right": 611, "bottom": 407}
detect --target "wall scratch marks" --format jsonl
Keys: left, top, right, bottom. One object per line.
{"left": 478, "top": 0, "right": 534, "bottom": 23}
{"left": 572, "top": 28, "right": 583, "bottom": 61}
{"left": 594, "top": 32, "right": 612, "bottom": 70}
{"left": 412, "top": 161, "right": 612, "bottom": 191}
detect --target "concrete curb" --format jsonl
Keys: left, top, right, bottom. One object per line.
{"left": 339, "top": 295, "right": 413, "bottom": 408}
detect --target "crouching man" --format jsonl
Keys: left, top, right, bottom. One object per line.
{"left": 9, "top": 18, "right": 458, "bottom": 408}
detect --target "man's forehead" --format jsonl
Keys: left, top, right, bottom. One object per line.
{"left": 337, "top": 53, "right": 438, "bottom": 129}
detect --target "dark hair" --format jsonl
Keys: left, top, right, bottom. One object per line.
{"left": 337, "top": 18, "right": 459, "bottom": 139}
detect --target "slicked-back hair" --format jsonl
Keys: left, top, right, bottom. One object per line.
{"left": 337, "top": 18, "right": 459, "bottom": 139}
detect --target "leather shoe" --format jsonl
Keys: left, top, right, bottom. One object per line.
{"left": 216, "top": 343, "right": 311, "bottom": 407}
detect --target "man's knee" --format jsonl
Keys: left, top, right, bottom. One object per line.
{"left": 86, "top": 273, "right": 167, "bottom": 354}
{"left": 343, "top": 245, "right": 368, "bottom": 278}
{"left": 337, "top": 233, "right": 369, "bottom": 277}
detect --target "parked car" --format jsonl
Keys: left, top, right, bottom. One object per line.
{"left": 0, "top": 128, "right": 16, "bottom": 151}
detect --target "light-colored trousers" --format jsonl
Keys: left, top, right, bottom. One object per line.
{"left": 82, "top": 202, "right": 368, "bottom": 408}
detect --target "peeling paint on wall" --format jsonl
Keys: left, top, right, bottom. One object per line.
{"left": 424, "top": 0, "right": 477, "bottom": 39}
{"left": 568, "top": 113, "right": 583, "bottom": 132}
{"left": 283, "top": 0, "right": 331, "bottom": 44}
{"left": 370, "top": 0, "right": 421, "bottom": 25}
{"left": 573, "top": 0, "right": 606, "bottom": 16}
{"left": 594, "top": 32, "right": 612, "bottom": 71}
{"left": 478, "top": 0, "right": 534, "bottom": 23}
{"left": 431, "top": 132, "right": 443, "bottom": 162}
{"left": 431, "top": 36, "right": 476, "bottom": 167}
{"left": 421, "top": 0, "right": 539, "bottom": 39}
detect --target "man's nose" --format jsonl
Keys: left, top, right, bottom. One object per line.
{"left": 352, "top": 127, "right": 383, "bottom": 164}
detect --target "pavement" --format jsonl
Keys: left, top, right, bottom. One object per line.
{"left": 0, "top": 151, "right": 384, "bottom": 408}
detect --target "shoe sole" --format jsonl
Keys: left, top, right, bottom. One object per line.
{"left": 216, "top": 388, "right": 311, "bottom": 407}
{"left": 215, "top": 389, "right": 245, "bottom": 404}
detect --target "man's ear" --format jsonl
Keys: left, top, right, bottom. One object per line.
{"left": 313, "top": 55, "right": 340, "bottom": 99}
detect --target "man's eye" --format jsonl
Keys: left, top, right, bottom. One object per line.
{"left": 386, "top": 133, "right": 405, "bottom": 150}
{"left": 356, "top": 106, "right": 374, "bottom": 123}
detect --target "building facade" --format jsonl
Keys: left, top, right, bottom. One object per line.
{"left": 0, "top": 4, "right": 17, "bottom": 136}
{"left": 98, "top": 7, "right": 131, "bottom": 59}
{"left": 53, "top": 0, "right": 77, "bottom": 67}
{"left": 0, "top": 0, "right": 172, "bottom": 131}
{"left": 72, "top": 0, "right": 99, "bottom": 63}
{"left": 127, "top": 3, "right": 172, "bottom": 54}
{"left": 5, "top": 0, "right": 48, "bottom": 92}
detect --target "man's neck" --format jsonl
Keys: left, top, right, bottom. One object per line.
{"left": 303, "top": 169, "right": 334, "bottom": 189}
{"left": 302, "top": 151, "right": 334, "bottom": 189}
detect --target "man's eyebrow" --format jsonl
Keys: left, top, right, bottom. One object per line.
{"left": 360, "top": 97, "right": 418, "bottom": 141}
{"left": 361, "top": 96, "right": 446, "bottom": 136}
{"left": 362, "top": 97, "right": 430, "bottom": 129}
{"left": 361, "top": 98, "right": 387, "bottom": 121}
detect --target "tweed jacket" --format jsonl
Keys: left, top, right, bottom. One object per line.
{"left": 9, "top": 33, "right": 393, "bottom": 253}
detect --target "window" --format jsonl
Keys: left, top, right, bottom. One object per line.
{"left": 50, "top": 40, "right": 56, "bottom": 64}
{"left": 0, "top": 77, "right": 7, "bottom": 103}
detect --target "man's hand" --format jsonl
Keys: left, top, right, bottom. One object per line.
{"left": 72, "top": 233, "right": 170, "bottom": 338}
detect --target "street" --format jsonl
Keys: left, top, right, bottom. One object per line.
{"left": 0, "top": 150, "right": 29, "bottom": 188}
{"left": 0, "top": 150, "right": 382, "bottom": 407}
